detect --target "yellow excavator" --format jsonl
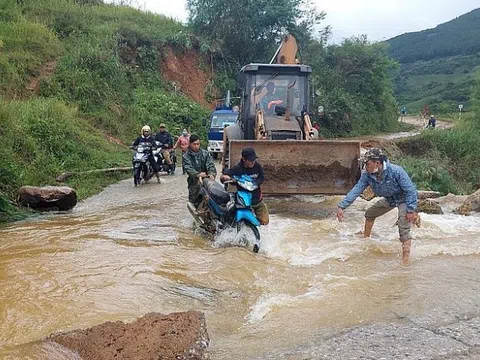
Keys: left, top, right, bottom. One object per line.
{"left": 223, "top": 35, "right": 361, "bottom": 194}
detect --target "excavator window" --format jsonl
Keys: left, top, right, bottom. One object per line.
{"left": 250, "top": 74, "right": 306, "bottom": 117}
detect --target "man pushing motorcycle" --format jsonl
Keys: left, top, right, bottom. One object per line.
{"left": 220, "top": 147, "right": 269, "bottom": 225}
{"left": 183, "top": 135, "right": 217, "bottom": 207}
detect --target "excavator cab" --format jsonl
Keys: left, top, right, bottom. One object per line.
{"left": 237, "top": 63, "right": 312, "bottom": 141}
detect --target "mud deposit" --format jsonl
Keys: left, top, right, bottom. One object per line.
{"left": 263, "top": 162, "right": 359, "bottom": 193}
{"left": 49, "top": 311, "right": 209, "bottom": 360}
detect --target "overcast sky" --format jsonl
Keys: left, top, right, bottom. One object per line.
{"left": 119, "top": 0, "right": 479, "bottom": 43}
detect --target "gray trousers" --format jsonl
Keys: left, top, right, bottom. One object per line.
{"left": 365, "top": 198, "right": 411, "bottom": 242}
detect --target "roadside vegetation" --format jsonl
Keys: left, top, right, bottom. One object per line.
{"left": 0, "top": 0, "right": 210, "bottom": 220}
{"left": 396, "top": 82, "right": 480, "bottom": 195}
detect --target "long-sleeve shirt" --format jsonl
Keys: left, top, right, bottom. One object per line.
{"left": 223, "top": 161, "right": 265, "bottom": 205}
{"left": 132, "top": 135, "right": 156, "bottom": 148}
{"left": 338, "top": 161, "right": 417, "bottom": 212}
{"left": 155, "top": 132, "right": 173, "bottom": 148}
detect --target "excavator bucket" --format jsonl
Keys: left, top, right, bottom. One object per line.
{"left": 228, "top": 140, "right": 361, "bottom": 195}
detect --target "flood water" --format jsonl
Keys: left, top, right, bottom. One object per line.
{"left": 1, "top": 171, "right": 479, "bottom": 359}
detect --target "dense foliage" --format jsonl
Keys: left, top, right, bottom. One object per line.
{"left": 187, "top": 0, "right": 326, "bottom": 66}
{"left": 306, "top": 37, "right": 399, "bottom": 134}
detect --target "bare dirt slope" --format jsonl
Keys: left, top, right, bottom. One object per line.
{"left": 161, "top": 48, "right": 214, "bottom": 108}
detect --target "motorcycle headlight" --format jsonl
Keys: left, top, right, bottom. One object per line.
{"left": 137, "top": 146, "right": 144, "bottom": 153}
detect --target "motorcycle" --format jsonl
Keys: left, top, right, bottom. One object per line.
{"left": 187, "top": 175, "right": 261, "bottom": 253}
{"left": 132, "top": 142, "right": 159, "bottom": 186}
{"left": 153, "top": 142, "right": 177, "bottom": 175}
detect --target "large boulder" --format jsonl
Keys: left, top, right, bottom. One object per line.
{"left": 18, "top": 186, "right": 77, "bottom": 211}
{"left": 455, "top": 188, "right": 480, "bottom": 215}
{"left": 417, "top": 199, "right": 443, "bottom": 214}
{"left": 48, "top": 311, "right": 210, "bottom": 360}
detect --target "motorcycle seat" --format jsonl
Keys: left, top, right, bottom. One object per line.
{"left": 204, "top": 179, "right": 230, "bottom": 205}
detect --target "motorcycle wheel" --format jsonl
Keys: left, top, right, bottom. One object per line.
{"left": 236, "top": 221, "right": 261, "bottom": 253}
{"left": 142, "top": 164, "right": 149, "bottom": 183}
{"left": 134, "top": 167, "right": 142, "bottom": 187}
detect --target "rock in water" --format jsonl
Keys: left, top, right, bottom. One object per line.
{"left": 18, "top": 186, "right": 77, "bottom": 211}
{"left": 455, "top": 188, "right": 480, "bottom": 215}
{"left": 417, "top": 190, "right": 442, "bottom": 200}
{"left": 417, "top": 199, "right": 443, "bottom": 214}
{"left": 48, "top": 311, "right": 210, "bottom": 360}
{"left": 360, "top": 186, "right": 376, "bottom": 201}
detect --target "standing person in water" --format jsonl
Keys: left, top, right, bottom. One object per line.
{"left": 336, "top": 148, "right": 418, "bottom": 265}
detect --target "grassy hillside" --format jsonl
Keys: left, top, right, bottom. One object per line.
{"left": 388, "top": 8, "right": 480, "bottom": 63}
{"left": 388, "top": 9, "right": 480, "bottom": 114}
{"left": 0, "top": 0, "right": 211, "bottom": 218}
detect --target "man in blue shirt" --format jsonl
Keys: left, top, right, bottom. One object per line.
{"left": 336, "top": 148, "right": 418, "bottom": 265}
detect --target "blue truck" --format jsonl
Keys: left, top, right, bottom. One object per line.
{"left": 207, "top": 107, "right": 238, "bottom": 159}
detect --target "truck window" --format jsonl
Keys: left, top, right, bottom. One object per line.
{"left": 211, "top": 114, "right": 238, "bottom": 128}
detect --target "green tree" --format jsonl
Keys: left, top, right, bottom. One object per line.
{"left": 306, "top": 36, "right": 399, "bottom": 134}
{"left": 187, "top": 0, "right": 325, "bottom": 66}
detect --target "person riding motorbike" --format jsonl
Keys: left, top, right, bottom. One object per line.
{"left": 155, "top": 123, "right": 174, "bottom": 174}
{"left": 427, "top": 115, "right": 437, "bottom": 129}
{"left": 183, "top": 135, "right": 217, "bottom": 207}
{"left": 131, "top": 125, "right": 159, "bottom": 178}
{"left": 220, "top": 147, "right": 269, "bottom": 225}
{"left": 173, "top": 129, "right": 190, "bottom": 174}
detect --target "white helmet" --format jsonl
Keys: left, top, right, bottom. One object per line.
{"left": 141, "top": 125, "right": 151, "bottom": 134}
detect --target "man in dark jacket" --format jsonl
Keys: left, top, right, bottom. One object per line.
{"left": 155, "top": 123, "right": 174, "bottom": 173}
{"left": 183, "top": 135, "right": 217, "bottom": 206}
{"left": 220, "top": 147, "right": 269, "bottom": 225}
{"left": 131, "top": 125, "right": 159, "bottom": 177}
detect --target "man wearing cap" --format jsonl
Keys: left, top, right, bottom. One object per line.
{"left": 155, "top": 123, "right": 174, "bottom": 174}
{"left": 220, "top": 147, "right": 269, "bottom": 225}
{"left": 336, "top": 148, "right": 418, "bottom": 265}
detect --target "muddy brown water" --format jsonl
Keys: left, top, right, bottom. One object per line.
{"left": 1, "top": 169, "right": 480, "bottom": 359}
